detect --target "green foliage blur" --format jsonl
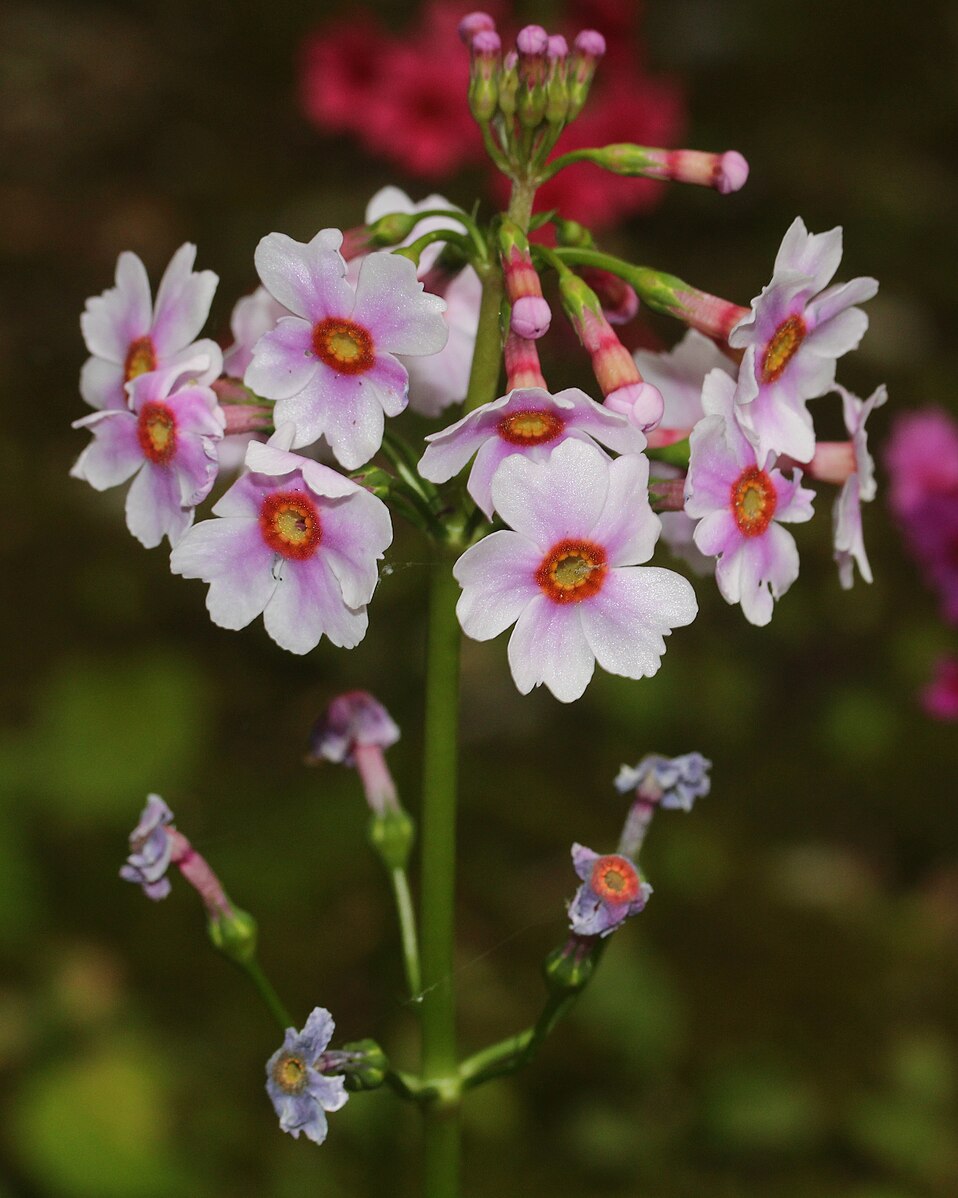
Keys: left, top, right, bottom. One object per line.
{"left": 2, "top": 0, "right": 957, "bottom": 1194}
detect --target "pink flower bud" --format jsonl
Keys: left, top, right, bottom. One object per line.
{"left": 503, "top": 330, "right": 547, "bottom": 390}
{"left": 715, "top": 150, "right": 749, "bottom": 194}
{"left": 511, "top": 296, "right": 552, "bottom": 340}
{"left": 458, "top": 11, "right": 497, "bottom": 45}
{"left": 516, "top": 24, "right": 549, "bottom": 56}
{"left": 547, "top": 34, "right": 569, "bottom": 59}
{"left": 573, "top": 29, "right": 606, "bottom": 58}
{"left": 604, "top": 382, "right": 664, "bottom": 432}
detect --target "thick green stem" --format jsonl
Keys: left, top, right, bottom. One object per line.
{"left": 419, "top": 555, "right": 463, "bottom": 1196}
{"left": 463, "top": 264, "right": 504, "bottom": 413}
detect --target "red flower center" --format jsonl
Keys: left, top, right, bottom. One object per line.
{"left": 260, "top": 491, "right": 323, "bottom": 559}
{"left": 125, "top": 336, "right": 157, "bottom": 382}
{"left": 311, "top": 317, "right": 375, "bottom": 375}
{"left": 731, "top": 466, "right": 777, "bottom": 537}
{"left": 590, "top": 855, "right": 640, "bottom": 904}
{"left": 497, "top": 409, "right": 565, "bottom": 446}
{"left": 760, "top": 314, "right": 806, "bottom": 384}
{"left": 137, "top": 401, "right": 178, "bottom": 464}
{"left": 535, "top": 539, "right": 607, "bottom": 604}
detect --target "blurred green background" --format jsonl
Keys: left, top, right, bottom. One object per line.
{"left": 2, "top": 0, "right": 957, "bottom": 1194}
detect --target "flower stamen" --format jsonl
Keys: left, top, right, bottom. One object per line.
{"left": 497, "top": 408, "right": 564, "bottom": 445}
{"left": 124, "top": 336, "right": 157, "bottom": 382}
{"left": 311, "top": 318, "right": 374, "bottom": 375}
{"left": 536, "top": 539, "right": 607, "bottom": 603}
{"left": 731, "top": 466, "right": 777, "bottom": 537}
{"left": 137, "top": 401, "right": 178, "bottom": 464}
{"left": 760, "top": 314, "right": 806, "bottom": 383}
{"left": 590, "top": 854, "right": 640, "bottom": 904}
{"left": 272, "top": 1053, "right": 308, "bottom": 1094}
{"left": 260, "top": 491, "right": 323, "bottom": 559}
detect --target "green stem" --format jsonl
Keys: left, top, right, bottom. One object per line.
{"left": 240, "top": 957, "right": 294, "bottom": 1031}
{"left": 391, "top": 867, "right": 422, "bottom": 999}
{"left": 458, "top": 991, "right": 581, "bottom": 1089}
{"left": 463, "top": 263, "right": 504, "bottom": 413}
{"left": 419, "top": 554, "right": 463, "bottom": 1196}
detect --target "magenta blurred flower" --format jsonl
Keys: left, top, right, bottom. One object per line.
{"left": 729, "top": 218, "right": 878, "bottom": 464}
{"left": 453, "top": 439, "right": 697, "bottom": 702}
{"left": 922, "top": 657, "right": 958, "bottom": 721}
{"left": 885, "top": 408, "right": 958, "bottom": 520}
{"left": 685, "top": 369, "right": 815, "bottom": 626}
{"left": 418, "top": 385, "right": 646, "bottom": 519}
{"left": 71, "top": 351, "right": 225, "bottom": 548}
{"left": 245, "top": 229, "right": 447, "bottom": 468}
{"left": 80, "top": 244, "right": 219, "bottom": 411}
{"left": 170, "top": 440, "right": 392, "bottom": 655}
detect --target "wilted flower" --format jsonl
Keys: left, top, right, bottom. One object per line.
{"left": 266, "top": 1008, "right": 349, "bottom": 1145}
{"left": 615, "top": 751, "right": 711, "bottom": 811}
{"left": 307, "top": 691, "right": 401, "bottom": 815}
{"left": 120, "top": 794, "right": 175, "bottom": 900}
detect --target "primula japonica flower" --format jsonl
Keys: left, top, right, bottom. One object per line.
{"left": 120, "top": 794, "right": 175, "bottom": 900}
{"left": 170, "top": 439, "right": 392, "bottom": 655}
{"left": 245, "top": 229, "right": 448, "bottom": 469}
{"left": 80, "top": 244, "right": 219, "bottom": 411}
{"left": 685, "top": 370, "right": 814, "bottom": 626}
{"left": 830, "top": 383, "right": 887, "bottom": 588}
{"left": 307, "top": 691, "right": 401, "bottom": 815}
{"left": 728, "top": 217, "right": 878, "bottom": 464}
{"left": 418, "top": 385, "right": 647, "bottom": 520}
{"left": 265, "top": 1008, "right": 349, "bottom": 1145}
{"left": 71, "top": 351, "right": 225, "bottom": 548}
{"left": 361, "top": 187, "right": 482, "bottom": 418}
{"left": 453, "top": 439, "right": 697, "bottom": 702}
{"left": 615, "top": 751, "right": 712, "bottom": 812}
{"left": 635, "top": 330, "right": 736, "bottom": 571}
{"left": 223, "top": 286, "right": 289, "bottom": 379}
{"left": 567, "top": 843, "right": 651, "bottom": 937}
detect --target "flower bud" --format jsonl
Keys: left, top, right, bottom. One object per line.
{"left": 545, "top": 35, "right": 570, "bottom": 125}
{"left": 468, "top": 29, "right": 501, "bottom": 122}
{"left": 516, "top": 25, "right": 549, "bottom": 128}
{"left": 368, "top": 808, "right": 415, "bottom": 872}
{"left": 336, "top": 1039, "right": 389, "bottom": 1091}
{"left": 568, "top": 30, "right": 605, "bottom": 120}
{"left": 208, "top": 905, "right": 258, "bottom": 966}
{"left": 365, "top": 211, "right": 424, "bottom": 247}
{"left": 498, "top": 51, "right": 519, "bottom": 121}
{"left": 543, "top": 936, "right": 598, "bottom": 993}
{"left": 458, "top": 11, "right": 497, "bottom": 46}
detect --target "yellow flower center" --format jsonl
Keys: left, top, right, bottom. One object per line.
{"left": 760, "top": 315, "right": 806, "bottom": 384}
{"left": 312, "top": 318, "right": 375, "bottom": 375}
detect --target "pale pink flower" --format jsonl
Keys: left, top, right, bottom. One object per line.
{"left": 831, "top": 383, "right": 887, "bottom": 588}
{"left": 80, "top": 244, "right": 219, "bottom": 411}
{"left": 453, "top": 439, "right": 697, "bottom": 702}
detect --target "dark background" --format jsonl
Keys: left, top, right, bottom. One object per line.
{"left": 2, "top": 1, "right": 957, "bottom": 1194}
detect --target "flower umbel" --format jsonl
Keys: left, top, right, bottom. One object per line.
{"left": 265, "top": 1008, "right": 349, "bottom": 1145}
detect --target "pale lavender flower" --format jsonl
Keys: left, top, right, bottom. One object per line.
{"left": 244, "top": 228, "right": 447, "bottom": 468}
{"left": 265, "top": 1008, "right": 348, "bottom": 1145}
{"left": 685, "top": 369, "right": 815, "bottom": 626}
{"left": 453, "top": 439, "right": 697, "bottom": 702}
{"left": 307, "top": 691, "right": 400, "bottom": 815}
{"left": 170, "top": 439, "right": 392, "bottom": 655}
{"left": 71, "top": 350, "right": 225, "bottom": 548}
{"left": 831, "top": 383, "right": 887, "bottom": 587}
{"left": 120, "top": 794, "right": 175, "bottom": 900}
{"left": 80, "top": 244, "right": 219, "bottom": 411}
{"left": 615, "top": 752, "right": 712, "bottom": 811}
{"left": 728, "top": 217, "right": 878, "bottom": 463}
{"left": 568, "top": 843, "right": 651, "bottom": 938}
{"left": 419, "top": 386, "right": 646, "bottom": 519}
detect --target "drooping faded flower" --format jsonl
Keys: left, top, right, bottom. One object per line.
{"left": 71, "top": 351, "right": 225, "bottom": 548}
{"left": 615, "top": 751, "right": 712, "bottom": 812}
{"left": 170, "top": 439, "right": 392, "bottom": 654}
{"left": 728, "top": 217, "right": 878, "bottom": 463}
{"left": 307, "top": 691, "right": 401, "bottom": 815}
{"left": 244, "top": 229, "right": 447, "bottom": 468}
{"left": 120, "top": 794, "right": 175, "bottom": 900}
{"left": 685, "top": 369, "right": 814, "bottom": 626}
{"left": 453, "top": 439, "right": 697, "bottom": 702}
{"left": 830, "top": 383, "right": 886, "bottom": 587}
{"left": 80, "top": 244, "right": 219, "bottom": 411}
{"left": 265, "top": 1008, "right": 349, "bottom": 1145}
{"left": 567, "top": 843, "right": 652, "bottom": 938}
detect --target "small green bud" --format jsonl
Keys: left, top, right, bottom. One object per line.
{"left": 366, "top": 212, "right": 421, "bottom": 247}
{"left": 368, "top": 809, "right": 415, "bottom": 871}
{"left": 208, "top": 906, "right": 258, "bottom": 966}
{"left": 543, "top": 939, "right": 598, "bottom": 993}
{"left": 553, "top": 218, "right": 594, "bottom": 248}
{"left": 339, "top": 1039, "right": 389, "bottom": 1091}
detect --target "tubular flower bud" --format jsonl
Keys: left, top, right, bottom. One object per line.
{"left": 498, "top": 51, "right": 519, "bottom": 121}
{"left": 543, "top": 935, "right": 600, "bottom": 992}
{"left": 558, "top": 271, "right": 662, "bottom": 430}
{"left": 578, "top": 145, "right": 750, "bottom": 194}
{"left": 516, "top": 25, "right": 549, "bottom": 128}
{"left": 468, "top": 29, "right": 501, "bottom": 122}
{"left": 579, "top": 267, "right": 639, "bottom": 325}
{"left": 503, "top": 331, "right": 547, "bottom": 391}
{"left": 568, "top": 29, "right": 606, "bottom": 120}
{"left": 458, "top": 11, "right": 497, "bottom": 46}
{"left": 545, "top": 35, "right": 570, "bottom": 125}
{"left": 500, "top": 220, "right": 551, "bottom": 340}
